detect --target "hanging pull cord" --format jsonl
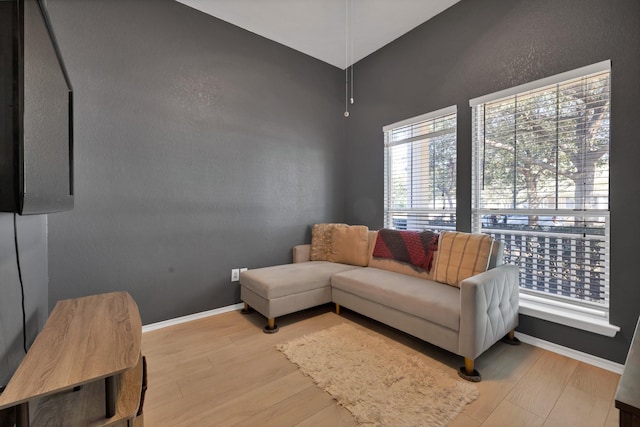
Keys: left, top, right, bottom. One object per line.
{"left": 350, "top": 0, "right": 354, "bottom": 106}
{"left": 350, "top": 64, "right": 354, "bottom": 105}
{"left": 344, "top": 67, "right": 349, "bottom": 117}
{"left": 344, "top": 0, "right": 350, "bottom": 117}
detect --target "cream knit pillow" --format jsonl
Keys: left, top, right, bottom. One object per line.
{"left": 309, "top": 223, "right": 347, "bottom": 261}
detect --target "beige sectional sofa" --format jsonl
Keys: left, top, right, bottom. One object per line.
{"left": 240, "top": 225, "right": 519, "bottom": 380}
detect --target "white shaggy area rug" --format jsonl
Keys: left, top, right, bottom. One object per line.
{"left": 276, "top": 323, "right": 478, "bottom": 427}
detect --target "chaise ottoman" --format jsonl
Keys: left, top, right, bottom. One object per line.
{"left": 239, "top": 261, "right": 362, "bottom": 332}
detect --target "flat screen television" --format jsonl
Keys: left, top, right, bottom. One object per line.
{"left": 0, "top": 0, "right": 73, "bottom": 215}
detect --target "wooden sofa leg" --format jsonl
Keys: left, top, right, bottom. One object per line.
{"left": 501, "top": 328, "right": 521, "bottom": 345}
{"left": 458, "top": 357, "right": 481, "bottom": 382}
{"left": 335, "top": 303, "right": 340, "bottom": 315}
{"left": 241, "top": 303, "right": 253, "bottom": 314}
{"left": 465, "top": 358, "right": 474, "bottom": 374}
{"left": 263, "top": 317, "right": 279, "bottom": 334}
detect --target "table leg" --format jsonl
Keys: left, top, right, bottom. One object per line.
{"left": 105, "top": 375, "right": 116, "bottom": 418}
{"left": 16, "top": 402, "right": 29, "bottom": 427}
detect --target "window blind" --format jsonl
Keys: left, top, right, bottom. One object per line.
{"left": 471, "top": 64, "right": 611, "bottom": 311}
{"left": 384, "top": 107, "right": 457, "bottom": 232}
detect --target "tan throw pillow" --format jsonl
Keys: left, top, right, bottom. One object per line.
{"left": 329, "top": 225, "right": 369, "bottom": 266}
{"left": 310, "top": 223, "right": 347, "bottom": 261}
{"left": 433, "top": 231, "right": 494, "bottom": 287}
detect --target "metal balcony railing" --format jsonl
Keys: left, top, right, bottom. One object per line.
{"left": 484, "top": 228, "right": 607, "bottom": 306}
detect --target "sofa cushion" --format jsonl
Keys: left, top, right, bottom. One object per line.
{"left": 367, "top": 230, "right": 378, "bottom": 259}
{"left": 310, "top": 223, "right": 347, "bottom": 261}
{"left": 329, "top": 225, "right": 369, "bottom": 266}
{"left": 433, "top": 231, "right": 494, "bottom": 287}
{"left": 240, "top": 261, "right": 361, "bottom": 299}
{"left": 367, "top": 257, "right": 434, "bottom": 281}
{"left": 331, "top": 267, "right": 461, "bottom": 331}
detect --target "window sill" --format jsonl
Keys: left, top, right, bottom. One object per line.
{"left": 519, "top": 294, "right": 620, "bottom": 337}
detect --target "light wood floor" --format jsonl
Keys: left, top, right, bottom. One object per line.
{"left": 141, "top": 305, "right": 621, "bottom": 426}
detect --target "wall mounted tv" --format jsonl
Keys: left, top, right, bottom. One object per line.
{"left": 0, "top": 0, "right": 73, "bottom": 215}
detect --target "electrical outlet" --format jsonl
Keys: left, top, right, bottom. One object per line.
{"left": 231, "top": 268, "right": 240, "bottom": 282}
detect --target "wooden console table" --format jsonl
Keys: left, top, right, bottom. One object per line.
{"left": 0, "top": 291, "right": 144, "bottom": 426}
{"left": 616, "top": 316, "right": 640, "bottom": 426}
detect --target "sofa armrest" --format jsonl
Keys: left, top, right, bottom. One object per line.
{"left": 293, "top": 244, "right": 311, "bottom": 263}
{"left": 458, "top": 264, "right": 519, "bottom": 359}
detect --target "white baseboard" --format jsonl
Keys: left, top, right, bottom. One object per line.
{"left": 141, "top": 303, "right": 625, "bottom": 374}
{"left": 515, "top": 331, "right": 624, "bottom": 374}
{"left": 142, "top": 303, "right": 244, "bottom": 333}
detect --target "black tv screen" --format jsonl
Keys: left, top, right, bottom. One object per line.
{"left": 0, "top": 0, "right": 73, "bottom": 215}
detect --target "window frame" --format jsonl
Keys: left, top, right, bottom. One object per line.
{"left": 469, "top": 61, "right": 618, "bottom": 336}
{"left": 383, "top": 105, "right": 457, "bottom": 232}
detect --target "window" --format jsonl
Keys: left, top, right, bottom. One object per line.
{"left": 383, "top": 106, "right": 457, "bottom": 232}
{"left": 470, "top": 61, "right": 614, "bottom": 334}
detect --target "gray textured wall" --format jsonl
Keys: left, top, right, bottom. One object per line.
{"left": 43, "top": 0, "right": 345, "bottom": 324}
{"left": 0, "top": 214, "right": 47, "bottom": 386}
{"left": 2, "top": 0, "right": 636, "bottom": 374}
{"left": 345, "top": 0, "right": 640, "bottom": 363}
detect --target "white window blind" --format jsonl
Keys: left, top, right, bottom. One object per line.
{"left": 471, "top": 62, "right": 611, "bottom": 315}
{"left": 383, "top": 106, "right": 457, "bottom": 231}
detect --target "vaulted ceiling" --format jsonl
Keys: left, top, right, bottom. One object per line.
{"left": 176, "top": 0, "right": 461, "bottom": 69}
